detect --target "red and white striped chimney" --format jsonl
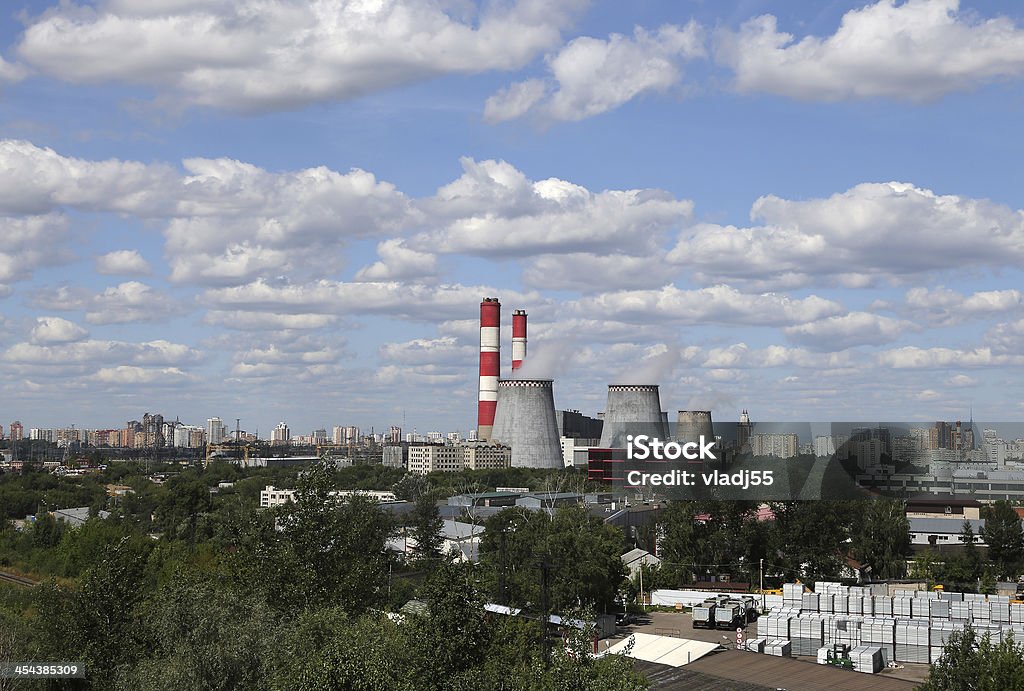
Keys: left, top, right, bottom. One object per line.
{"left": 477, "top": 297, "right": 500, "bottom": 440}
{"left": 511, "top": 309, "right": 527, "bottom": 371}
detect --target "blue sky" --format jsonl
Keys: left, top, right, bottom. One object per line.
{"left": 1, "top": 0, "right": 1023, "bottom": 437}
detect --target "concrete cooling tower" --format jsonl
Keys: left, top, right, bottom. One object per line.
{"left": 677, "top": 410, "right": 714, "bottom": 444}
{"left": 598, "top": 384, "right": 667, "bottom": 449}
{"left": 490, "top": 379, "right": 563, "bottom": 469}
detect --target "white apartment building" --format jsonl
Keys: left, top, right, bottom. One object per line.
{"left": 407, "top": 442, "right": 511, "bottom": 475}
{"left": 260, "top": 485, "right": 398, "bottom": 508}
{"left": 271, "top": 422, "right": 290, "bottom": 446}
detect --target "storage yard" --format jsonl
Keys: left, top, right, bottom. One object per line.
{"left": 753, "top": 580, "right": 1020, "bottom": 672}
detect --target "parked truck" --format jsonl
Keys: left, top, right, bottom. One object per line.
{"left": 692, "top": 600, "right": 716, "bottom": 629}
{"left": 714, "top": 601, "right": 744, "bottom": 630}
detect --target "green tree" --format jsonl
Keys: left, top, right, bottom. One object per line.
{"left": 114, "top": 577, "right": 279, "bottom": 691}
{"left": 33, "top": 536, "right": 153, "bottom": 687}
{"left": 912, "top": 548, "right": 944, "bottom": 586}
{"left": 770, "top": 501, "right": 853, "bottom": 582}
{"left": 154, "top": 477, "right": 213, "bottom": 542}
{"left": 851, "top": 499, "right": 911, "bottom": 579}
{"left": 479, "top": 506, "right": 626, "bottom": 613}
{"left": 409, "top": 491, "right": 444, "bottom": 562}
{"left": 981, "top": 501, "right": 1023, "bottom": 578}
{"left": 656, "top": 501, "right": 720, "bottom": 585}
{"left": 918, "top": 627, "right": 1024, "bottom": 691}
{"left": 946, "top": 520, "right": 983, "bottom": 585}
{"left": 235, "top": 461, "right": 395, "bottom": 613}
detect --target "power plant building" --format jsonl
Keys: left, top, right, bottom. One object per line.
{"left": 490, "top": 379, "right": 564, "bottom": 469}
{"left": 677, "top": 410, "right": 714, "bottom": 444}
{"left": 598, "top": 384, "right": 667, "bottom": 449}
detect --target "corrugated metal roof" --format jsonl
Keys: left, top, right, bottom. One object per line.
{"left": 908, "top": 517, "right": 986, "bottom": 534}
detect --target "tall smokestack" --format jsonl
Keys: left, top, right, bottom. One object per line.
{"left": 477, "top": 297, "right": 500, "bottom": 441}
{"left": 511, "top": 309, "right": 527, "bottom": 371}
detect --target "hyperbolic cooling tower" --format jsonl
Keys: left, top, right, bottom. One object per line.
{"left": 677, "top": 410, "right": 714, "bottom": 444}
{"left": 598, "top": 384, "right": 667, "bottom": 449}
{"left": 490, "top": 379, "right": 563, "bottom": 469}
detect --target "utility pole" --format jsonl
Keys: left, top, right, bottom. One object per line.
{"left": 760, "top": 558, "right": 765, "bottom": 610}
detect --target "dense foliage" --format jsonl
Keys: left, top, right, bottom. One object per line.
{"left": 0, "top": 462, "right": 643, "bottom": 690}
{"left": 918, "top": 626, "right": 1024, "bottom": 691}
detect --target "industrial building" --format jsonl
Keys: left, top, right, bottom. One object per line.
{"left": 490, "top": 378, "right": 564, "bottom": 469}
{"left": 599, "top": 384, "right": 667, "bottom": 450}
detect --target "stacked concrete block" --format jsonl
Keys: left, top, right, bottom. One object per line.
{"left": 893, "top": 596, "right": 913, "bottom": 618}
{"left": 929, "top": 600, "right": 950, "bottom": 619}
{"left": 862, "top": 617, "right": 896, "bottom": 666}
{"left": 874, "top": 596, "right": 893, "bottom": 616}
{"left": 764, "top": 640, "right": 792, "bottom": 657}
{"left": 790, "top": 615, "right": 825, "bottom": 656}
{"left": 950, "top": 601, "right": 972, "bottom": 621}
{"left": 849, "top": 645, "right": 884, "bottom": 674}
{"left": 833, "top": 617, "right": 863, "bottom": 647}
{"left": 895, "top": 621, "right": 930, "bottom": 663}
{"left": 783, "top": 583, "right": 804, "bottom": 606}
{"left": 759, "top": 615, "right": 791, "bottom": 639}
{"left": 911, "top": 597, "right": 931, "bottom": 619}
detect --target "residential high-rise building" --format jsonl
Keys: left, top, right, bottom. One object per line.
{"left": 386, "top": 426, "right": 402, "bottom": 444}
{"left": 750, "top": 433, "right": 798, "bottom": 458}
{"left": 813, "top": 435, "right": 836, "bottom": 458}
{"left": 142, "top": 413, "right": 165, "bottom": 447}
{"left": 207, "top": 417, "right": 227, "bottom": 445}
{"left": 271, "top": 422, "right": 290, "bottom": 446}
{"left": 9, "top": 421, "right": 23, "bottom": 441}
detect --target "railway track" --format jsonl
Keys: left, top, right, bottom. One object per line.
{"left": 0, "top": 571, "right": 38, "bottom": 587}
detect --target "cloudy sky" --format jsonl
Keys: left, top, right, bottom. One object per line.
{"left": 1, "top": 0, "right": 1023, "bottom": 436}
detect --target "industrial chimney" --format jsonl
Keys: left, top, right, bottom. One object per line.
{"left": 598, "top": 384, "right": 667, "bottom": 449}
{"left": 511, "top": 309, "right": 527, "bottom": 371}
{"left": 490, "top": 379, "right": 563, "bottom": 469}
{"left": 477, "top": 297, "right": 500, "bottom": 441}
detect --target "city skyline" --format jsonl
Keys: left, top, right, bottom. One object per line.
{"left": 1, "top": 0, "right": 1024, "bottom": 433}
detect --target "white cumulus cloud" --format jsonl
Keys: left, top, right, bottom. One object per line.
{"left": 96, "top": 249, "right": 152, "bottom": 276}
{"left": 17, "top": 0, "right": 586, "bottom": 112}
{"left": 717, "top": 0, "right": 1024, "bottom": 101}
{"left": 30, "top": 316, "right": 88, "bottom": 344}
{"left": 486, "top": 22, "right": 704, "bottom": 122}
